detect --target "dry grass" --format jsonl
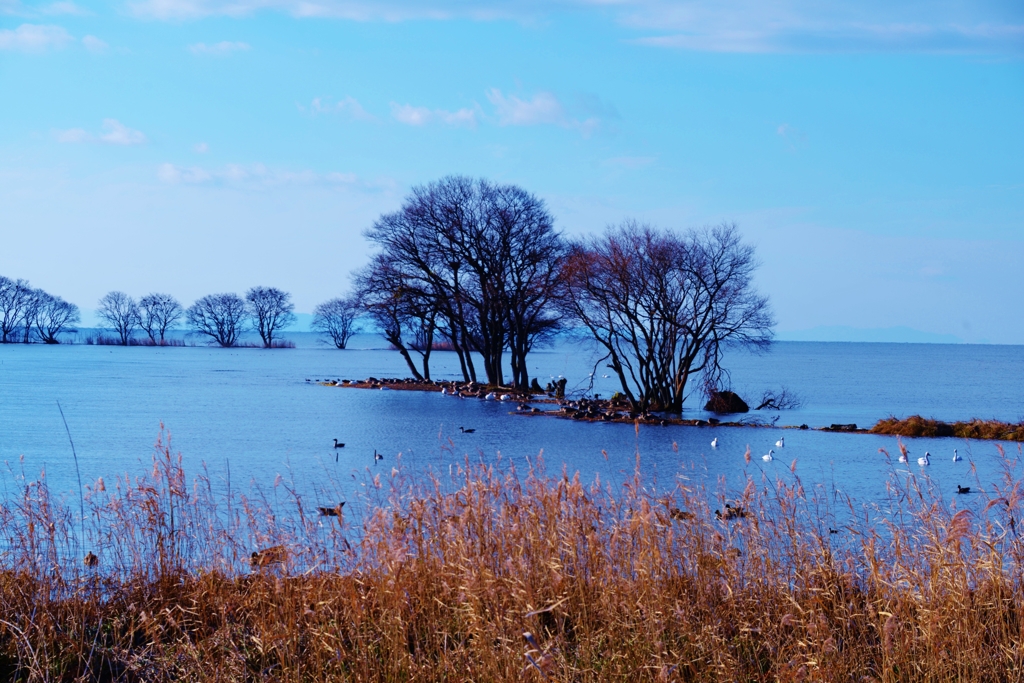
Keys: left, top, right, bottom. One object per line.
{"left": 1, "top": 431, "right": 1023, "bottom": 681}
{"left": 871, "top": 415, "right": 1024, "bottom": 441}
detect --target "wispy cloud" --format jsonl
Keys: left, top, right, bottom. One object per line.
{"left": 40, "top": 1, "right": 89, "bottom": 14}
{"left": 623, "top": 1, "right": 1024, "bottom": 54}
{"left": 55, "top": 119, "right": 147, "bottom": 145}
{"left": 123, "top": 0, "right": 1023, "bottom": 55}
{"left": 390, "top": 102, "right": 477, "bottom": 127}
{"left": 193, "top": 142, "right": 209, "bottom": 153}
{"left": 157, "top": 162, "right": 365, "bottom": 188}
{"left": 81, "top": 34, "right": 108, "bottom": 52}
{"left": 486, "top": 88, "right": 599, "bottom": 136}
{"left": 307, "top": 96, "right": 376, "bottom": 122}
{"left": 0, "top": 23, "right": 73, "bottom": 52}
{"left": 187, "top": 40, "right": 249, "bottom": 55}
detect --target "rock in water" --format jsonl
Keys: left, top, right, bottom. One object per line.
{"left": 704, "top": 391, "right": 750, "bottom": 414}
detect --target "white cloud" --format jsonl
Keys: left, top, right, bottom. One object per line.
{"left": 309, "top": 96, "right": 376, "bottom": 122}
{"left": 157, "top": 162, "right": 362, "bottom": 188}
{"left": 0, "top": 23, "right": 73, "bottom": 52}
{"left": 485, "top": 88, "right": 562, "bottom": 126}
{"left": 81, "top": 34, "right": 108, "bottom": 52}
{"left": 122, "top": 0, "right": 1022, "bottom": 55}
{"left": 54, "top": 119, "right": 147, "bottom": 145}
{"left": 187, "top": 40, "right": 250, "bottom": 55}
{"left": 390, "top": 102, "right": 477, "bottom": 127}
{"left": 390, "top": 103, "right": 432, "bottom": 126}
{"left": 485, "top": 88, "right": 598, "bottom": 135}
{"left": 194, "top": 142, "right": 209, "bottom": 153}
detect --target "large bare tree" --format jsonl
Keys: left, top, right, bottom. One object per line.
{"left": 563, "top": 221, "right": 774, "bottom": 413}
{"left": 364, "top": 176, "right": 564, "bottom": 388}
{"left": 97, "top": 291, "right": 140, "bottom": 345}
{"left": 245, "top": 286, "right": 295, "bottom": 348}
{"left": 311, "top": 296, "right": 359, "bottom": 349}
{"left": 139, "top": 293, "right": 184, "bottom": 345}
{"left": 35, "top": 293, "right": 80, "bottom": 344}
{"left": 20, "top": 288, "right": 45, "bottom": 343}
{"left": 187, "top": 294, "right": 247, "bottom": 347}
{"left": 0, "top": 276, "right": 32, "bottom": 343}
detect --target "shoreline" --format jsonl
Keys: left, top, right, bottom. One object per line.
{"left": 319, "top": 377, "right": 1024, "bottom": 441}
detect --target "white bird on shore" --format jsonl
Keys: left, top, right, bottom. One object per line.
{"left": 441, "top": 387, "right": 449, "bottom": 396}
{"left": 918, "top": 451, "right": 931, "bottom": 467}
{"left": 952, "top": 449, "right": 962, "bottom": 462}
{"left": 711, "top": 437, "right": 718, "bottom": 448}
{"left": 762, "top": 449, "right": 775, "bottom": 462}
{"left": 485, "top": 392, "right": 497, "bottom": 400}
{"left": 775, "top": 437, "right": 785, "bottom": 448}
{"left": 500, "top": 394, "right": 512, "bottom": 401}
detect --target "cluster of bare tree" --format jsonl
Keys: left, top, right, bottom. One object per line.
{"left": 0, "top": 276, "right": 80, "bottom": 344}
{"left": 355, "top": 176, "right": 563, "bottom": 388}
{"left": 94, "top": 288, "right": 297, "bottom": 348}
{"left": 352, "top": 176, "right": 774, "bottom": 412}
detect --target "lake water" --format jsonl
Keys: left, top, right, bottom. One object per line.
{"left": 1, "top": 335, "right": 1022, "bottom": 516}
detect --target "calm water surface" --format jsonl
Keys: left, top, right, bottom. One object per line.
{"left": 1, "top": 337, "right": 1021, "bottom": 512}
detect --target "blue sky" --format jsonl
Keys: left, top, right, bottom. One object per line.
{"left": 2, "top": 0, "right": 1022, "bottom": 342}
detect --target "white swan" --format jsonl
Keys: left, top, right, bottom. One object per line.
{"left": 485, "top": 392, "right": 497, "bottom": 400}
{"left": 918, "top": 451, "right": 930, "bottom": 467}
{"left": 711, "top": 437, "right": 718, "bottom": 448}
{"left": 775, "top": 437, "right": 785, "bottom": 448}
{"left": 441, "top": 387, "right": 449, "bottom": 396}
{"left": 899, "top": 449, "right": 909, "bottom": 463}
{"left": 500, "top": 394, "right": 512, "bottom": 401}
{"left": 952, "top": 448, "right": 962, "bottom": 462}
{"left": 762, "top": 449, "right": 774, "bottom": 462}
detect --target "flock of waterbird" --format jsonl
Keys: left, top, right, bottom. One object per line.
{"left": 712, "top": 435, "right": 973, "bottom": 495}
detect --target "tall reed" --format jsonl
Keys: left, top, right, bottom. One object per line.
{"left": 0, "top": 431, "right": 1021, "bottom": 680}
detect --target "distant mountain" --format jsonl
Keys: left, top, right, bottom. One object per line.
{"left": 776, "top": 326, "right": 963, "bottom": 344}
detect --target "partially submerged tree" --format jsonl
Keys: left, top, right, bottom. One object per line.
{"left": 35, "top": 293, "right": 80, "bottom": 344}
{"left": 139, "top": 293, "right": 184, "bottom": 345}
{"left": 246, "top": 286, "right": 295, "bottom": 348}
{"left": 187, "top": 294, "right": 247, "bottom": 347}
{"left": 562, "top": 221, "right": 774, "bottom": 413}
{"left": 311, "top": 296, "right": 359, "bottom": 349}
{"left": 0, "top": 276, "right": 32, "bottom": 343}
{"left": 97, "top": 291, "right": 140, "bottom": 345}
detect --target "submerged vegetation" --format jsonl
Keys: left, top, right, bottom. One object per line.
{"left": 871, "top": 415, "right": 1024, "bottom": 442}
{"left": 0, "top": 432, "right": 1022, "bottom": 680}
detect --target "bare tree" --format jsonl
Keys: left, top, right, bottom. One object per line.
{"left": 562, "top": 221, "right": 774, "bottom": 413}
{"left": 245, "top": 286, "right": 295, "bottom": 348}
{"left": 312, "top": 297, "right": 359, "bottom": 349}
{"left": 97, "top": 291, "right": 140, "bottom": 345}
{"left": 187, "top": 294, "right": 247, "bottom": 347}
{"left": 35, "top": 293, "right": 80, "bottom": 344}
{"left": 20, "top": 288, "right": 45, "bottom": 343}
{"left": 0, "top": 276, "right": 32, "bottom": 343}
{"left": 139, "top": 293, "right": 184, "bottom": 345}
{"left": 355, "top": 255, "right": 437, "bottom": 380}
{"left": 364, "top": 176, "right": 564, "bottom": 388}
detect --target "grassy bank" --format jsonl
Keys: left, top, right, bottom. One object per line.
{"left": 871, "top": 415, "right": 1024, "bottom": 441}
{"left": 0, "top": 435, "right": 1022, "bottom": 680}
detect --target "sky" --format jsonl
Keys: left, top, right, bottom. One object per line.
{"left": 1, "top": 0, "right": 1022, "bottom": 343}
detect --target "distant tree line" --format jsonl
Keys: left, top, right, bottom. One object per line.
{"left": 2, "top": 174, "right": 775, "bottom": 412}
{"left": 0, "top": 276, "right": 80, "bottom": 344}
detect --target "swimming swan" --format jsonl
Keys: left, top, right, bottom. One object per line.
{"left": 762, "top": 449, "right": 775, "bottom": 462}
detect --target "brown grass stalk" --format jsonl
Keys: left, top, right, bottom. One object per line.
{"left": 0, "top": 431, "right": 1021, "bottom": 680}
